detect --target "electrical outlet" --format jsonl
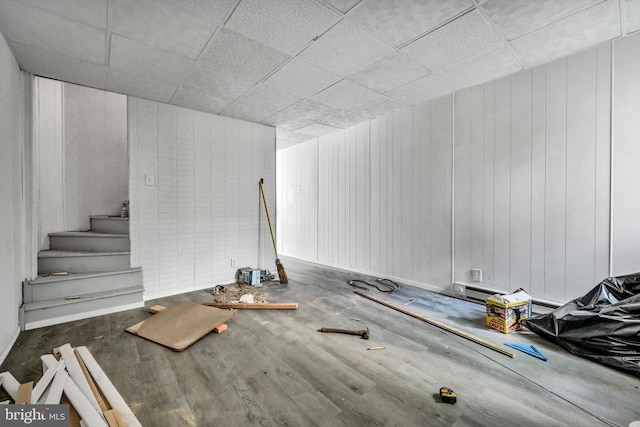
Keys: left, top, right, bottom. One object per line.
{"left": 453, "top": 283, "right": 466, "bottom": 298}
{"left": 472, "top": 268, "right": 483, "bottom": 282}
{"left": 230, "top": 258, "right": 237, "bottom": 268}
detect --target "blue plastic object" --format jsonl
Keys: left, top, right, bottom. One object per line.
{"left": 505, "top": 343, "right": 547, "bottom": 361}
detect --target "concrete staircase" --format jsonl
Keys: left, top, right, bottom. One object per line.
{"left": 21, "top": 216, "right": 144, "bottom": 330}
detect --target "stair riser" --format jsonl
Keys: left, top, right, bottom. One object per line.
{"left": 23, "top": 290, "right": 143, "bottom": 327}
{"left": 90, "top": 218, "right": 129, "bottom": 234}
{"left": 49, "top": 235, "right": 130, "bottom": 252}
{"left": 25, "top": 270, "right": 143, "bottom": 302}
{"left": 38, "top": 254, "right": 130, "bottom": 274}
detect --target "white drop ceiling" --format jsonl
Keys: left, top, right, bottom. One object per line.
{"left": 0, "top": 0, "right": 637, "bottom": 149}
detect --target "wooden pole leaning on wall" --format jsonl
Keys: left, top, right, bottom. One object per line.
{"left": 354, "top": 291, "right": 515, "bottom": 358}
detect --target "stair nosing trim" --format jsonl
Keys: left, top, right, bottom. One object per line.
{"left": 24, "top": 285, "right": 145, "bottom": 310}
{"left": 28, "top": 268, "right": 142, "bottom": 285}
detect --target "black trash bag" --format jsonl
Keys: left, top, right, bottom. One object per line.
{"left": 524, "top": 273, "right": 640, "bottom": 375}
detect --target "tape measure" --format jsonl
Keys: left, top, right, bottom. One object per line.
{"left": 439, "top": 387, "right": 457, "bottom": 404}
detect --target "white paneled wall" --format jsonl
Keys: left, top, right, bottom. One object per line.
{"left": 35, "top": 78, "right": 128, "bottom": 250}
{"left": 454, "top": 45, "right": 611, "bottom": 302}
{"left": 279, "top": 97, "right": 453, "bottom": 291}
{"left": 129, "top": 98, "right": 275, "bottom": 299}
{"left": 0, "top": 34, "right": 27, "bottom": 362}
{"left": 279, "top": 34, "right": 640, "bottom": 304}
{"left": 612, "top": 32, "right": 640, "bottom": 276}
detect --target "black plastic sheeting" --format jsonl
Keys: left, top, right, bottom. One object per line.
{"left": 524, "top": 273, "right": 640, "bottom": 375}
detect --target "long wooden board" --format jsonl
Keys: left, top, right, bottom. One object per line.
{"left": 354, "top": 291, "right": 516, "bottom": 358}
{"left": 126, "top": 301, "right": 236, "bottom": 351}
{"left": 203, "top": 302, "right": 298, "bottom": 310}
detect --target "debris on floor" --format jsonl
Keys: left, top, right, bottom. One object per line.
{"left": 126, "top": 301, "right": 236, "bottom": 351}
{"left": 0, "top": 343, "right": 141, "bottom": 427}
{"left": 204, "top": 302, "right": 298, "bottom": 309}
{"left": 210, "top": 281, "right": 269, "bottom": 304}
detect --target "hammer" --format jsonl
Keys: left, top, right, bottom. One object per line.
{"left": 318, "top": 327, "right": 370, "bottom": 339}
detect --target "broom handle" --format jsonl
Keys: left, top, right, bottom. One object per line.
{"left": 259, "top": 180, "right": 278, "bottom": 256}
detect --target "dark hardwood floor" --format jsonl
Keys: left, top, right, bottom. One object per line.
{"left": 2, "top": 257, "right": 639, "bottom": 426}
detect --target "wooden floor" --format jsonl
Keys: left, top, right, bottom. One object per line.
{"left": 2, "top": 257, "right": 639, "bottom": 426}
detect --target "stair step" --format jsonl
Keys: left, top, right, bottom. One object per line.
{"left": 90, "top": 215, "right": 129, "bottom": 234}
{"left": 25, "top": 268, "right": 143, "bottom": 302}
{"left": 21, "top": 285, "right": 144, "bottom": 330}
{"left": 38, "top": 250, "right": 131, "bottom": 274}
{"left": 49, "top": 231, "right": 130, "bottom": 252}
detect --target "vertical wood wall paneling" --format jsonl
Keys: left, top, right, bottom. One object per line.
{"left": 509, "top": 70, "right": 532, "bottom": 292}
{"left": 544, "top": 58, "right": 568, "bottom": 302}
{"left": 492, "top": 76, "right": 512, "bottom": 290}
{"left": 401, "top": 109, "right": 413, "bottom": 279}
{"left": 157, "top": 103, "right": 177, "bottom": 292}
{"left": 391, "top": 112, "right": 403, "bottom": 277}
{"left": 612, "top": 32, "right": 640, "bottom": 276}
{"left": 469, "top": 86, "right": 485, "bottom": 284}
{"left": 225, "top": 119, "right": 240, "bottom": 279}
{"left": 453, "top": 90, "right": 470, "bottom": 284}
{"left": 454, "top": 89, "right": 472, "bottom": 285}
{"left": 356, "top": 123, "right": 370, "bottom": 271}
{"left": 482, "top": 81, "right": 496, "bottom": 287}
{"left": 430, "top": 96, "right": 453, "bottom": 286}
{"left": 565, "top": 48, "right": 597, "bottom": 299}
{"left": 594, "top": 44, "right": 611, "bottom": 282}
{"left": 417, "top": 104, "right": 432, "bottom": 283}
{"left": 530, "top": 67, "right": 547, "bottom": 297}
{"left": 411, "top": 107, "right": 423, "bottom": 282}
{"left": 369, "top": 119, "right": 380, "bottom": 273}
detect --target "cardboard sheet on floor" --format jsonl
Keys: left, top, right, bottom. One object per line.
{"left": 126, "top": 301, "right": 236, "bottom": 351}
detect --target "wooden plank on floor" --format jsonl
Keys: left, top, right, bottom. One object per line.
{"left": 63, "top": 377, "right": 108, "bottom": 427}
{"left": 76, "top": 346, "right": 141, "bottom": 427}
{"left": 104, "top": 409, "right": 128, "bottom": 427}
{"left": 45, "top": 367, "right": 67, "bottom": 404}
{"left": 0, "top": 372, "right": 20, "bottom": 400}
{"left": 126, "top": 301, "right": 236, "bottom": 351}
{"left": 75, "top": 348, "right": 110, "bottom": 412}
{"left": 60, "top": 343, "right": 103, "bottom": 412}
{"left": 31, "top": 359, "right": 63, "bottom": 404}
{"left": 16, "top": 381, "right": 33, "bottom": 404}
{"left": 204, "top": 302, "right": 298, "bottom": 309}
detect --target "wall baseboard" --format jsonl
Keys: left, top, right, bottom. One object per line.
{"left": 24, "top": 302, "right": 144, "bottom": 331}
{"left": 0, "top": 326, "right": 20, "bottom": 366}
{"left": 143, "top": 280, "right": 237, "bottom": 302}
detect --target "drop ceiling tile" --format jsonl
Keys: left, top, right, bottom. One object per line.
{"left": 171, "top": 86, "right": 234, "bottom": 114}
{"left": 510, "top": 0, "right": 621, "bottom": 67}
{"left": 110, "top": 0, "right": 231, "bottom": 59}
{"left": 297, "top": 20, "right": 393, "bottom": 76}
{"left": 349, "top": 0, "right": 473, "bottom": 47}
{"left": 9, "top": 41, "right": 107, "bottom": 89}
{"left": 263, "top": 58, "right": 341, "bottom": 97}
{"left": 263, "top": 99, "right": 333, "bottom": 129}
{"left": 349, "top": 52, "right": 430, "bottom": 92}
{"left": 16, "top": 0, "right": 108, "bottom": 29}
{"left": 185, "top": 61, "right": 257, "bottom": 100}
{"left": 320, "top": 0, "right": 361, "bottom": 13}
{"left": 105, "top": 69, "right": 177, "bottom": 103}
{"left": 109, "top": 35, "right": 194, "bottom": 85}
{"left": 313, "top": 79, "right": 381, "bottom": 110}
{"left": 401, "top": 10, "right": 502, "bottom": 72}
{"left": 386, "top": 75, "right": 455, "bottom": 106}
{"left": 481, "top": 0, "right": 604, "bottom": 41}
{"left": 0, "top": 0, "right": 106, "bottom": 65}
{"left": 296, "top": 123, "right": 341, "bottom": 136}
{"left": 223, "top": 83, "right": 304, "bottom": 123}
{"left": 199, "top": 28, "right": 290, "bottom": 82}
{"left": 277, "top": 128, "right": 317, "bottom": 142}
{"left": 318, "top": 108, "right": 374, "bottom": 128}
{"left": 438, "top": 45, "right": 522, "bottom": 90}
{"left": 628, "top": 0, "right": 640, "bottom": 33}
{"left": 351, "top": 95, "right": 407, "bottom": 117}
{"left": 225, "top": 0, "right": 340, "bottom": 55}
